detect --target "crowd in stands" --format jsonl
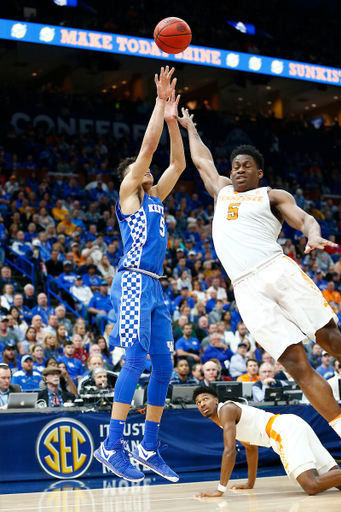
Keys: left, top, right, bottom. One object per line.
{"left": 0, "top": 80, "right": 340, "bottom": 408}
{"left": 3, "top": 1, "right": 341, "bottom": 67}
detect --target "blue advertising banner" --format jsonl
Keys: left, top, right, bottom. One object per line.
{"left": 0, "top": 405, "right": 340, "bottom": 482}
{"left": 1, "top": 19, "right": 341, "bottom": 86}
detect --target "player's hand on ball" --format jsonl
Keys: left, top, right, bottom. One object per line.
{"left": 173, "top": 107, "right": 197, "bottom": 129}
{"left": 194, "top": 490, "right": 224, "bottom": 498}
{"left": 229, "top": 483, "right": 253, "bottom": 490}
{"left": 155, "top": 66, "right": 176, "bottom": 100}
{"left": 164, "top": 90, "right": 180, "bottom": 122}
{"left": 305, "top": 236, "right": 339, "bottom": 253}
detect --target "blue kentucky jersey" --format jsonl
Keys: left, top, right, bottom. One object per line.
{"left": 116, "top": 193, "right": 167, "bottom": 276}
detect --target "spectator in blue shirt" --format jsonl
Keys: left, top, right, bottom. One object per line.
{"left": 175, "top": 186, "right": 191, "bottom": 205}
{"left": 309, "top": 343, "right": 322, "bottom": 369}
{"left": 173, "top": 287, "right": 195, "bottom": 309}
{"left": 31, "top": 293, "right": 55, "bottom": 325}
{"left": 51, "top": 174, "right": 65, "bottom": 198}
{"left": 205, "top": 290, "right": 220, "bottom": 315}
{"left": 106, "top": 243, "right": 121, "bottom": 267}
{"left": 88, "top": 281, "right": 111, "bottom": 332}
{"left": 175, "top": 323, "right": 201, "bottom": 368}
{"left": 314, "top": 270, "right": 328, "bottom": 291}
{"left": 104, "top": 226, "right": 115, "bottom": 245}
{"left": 58, "top": 340, "right": 83, "bottom": 382}
{"left": 0, "top": 187, "right": 12, "bottom": 211}
{"left": 203, "top": 333, "right": 234, "bottom": 364}
{"left": 58, "top": 262, "right": 78, "bottom": 289}
{"left": 57, "top": 261, "right": 78, "bottom": 308}
{"left": 184, "top": 223, "right": 201, "bottom": 244}
{"left": 90, "top": 182, "right": 108, "bottom": 202}
{"left": 32, "top": 345, "right": 45, "bottom": 374}
{"left": 64, "top": 178, "right": 81, "bottom": 200}
{"left": 71, "top": 211, "right": 86, "bottom": 231}
{"left": 316, "top": 351, "right": 335, "bottom": 379}
{"left": 169, "top": 359, "right": 197, "bottom": 386}
{"left": 36, "top": 233, "right": 51, "bottom": 262}
{"left": 230, "top": 308, "right": 242, "bottom": 333}
{"left": 11, "top": 354, "right": 42, "bottom": 390}
{"left": 0, "top": 267, "right": 23, "bottom": 295}
{"left": 82, "top": 264, "right": 102, "bottom": 291}
{"left": 0, "top": 218, "right": 7, "bottom": 261}
{"left": 0, "top": 342, "right": 22, "bottom": 374}
{"left": 11, "top": 231, "right": 32, "bottom": 256}
{"left": 23, "top": 155, "right": 38, "bottom": 170}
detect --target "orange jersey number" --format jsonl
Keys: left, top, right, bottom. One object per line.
{"left": 227, "top": 203, "right": 240, "bottom": 220}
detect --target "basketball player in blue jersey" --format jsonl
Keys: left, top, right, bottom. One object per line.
{"left": 175, "top": 109, "right": 341, "bottom": 443}
{"left": 94, "top": 67, "right": 186, "bottom": 482}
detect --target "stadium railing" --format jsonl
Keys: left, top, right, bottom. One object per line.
{"left": 100, "top": 315, "right": 114, "bottom": 333}
{"left": 5, "top": 245, "right": 35, "bottom": 284}
{"left": 46, "top": 275, "right": 82, "bottom": 319}
{"left": 44, "top": 276, "right": 115, "bottom": 332}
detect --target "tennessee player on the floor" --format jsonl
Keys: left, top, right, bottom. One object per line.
{"left": 193, "top": 386, "right": 341, "bottom": 497}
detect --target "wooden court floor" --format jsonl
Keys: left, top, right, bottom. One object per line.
{"left": 1, "top": 476, "right": 341, "bottom": 512}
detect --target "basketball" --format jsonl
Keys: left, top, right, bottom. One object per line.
{"left": 154, "top": 17, "right": 192, "bottom": 54}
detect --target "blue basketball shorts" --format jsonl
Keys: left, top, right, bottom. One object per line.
{"left": 108, "top": 270, "right": 174, "bottom": 354}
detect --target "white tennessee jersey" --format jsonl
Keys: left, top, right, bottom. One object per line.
{"left": 212, "top": 185, "right": 283, "bottom": 281}
{"left": 218, "top": 401, "right": 274, "bottom": 448}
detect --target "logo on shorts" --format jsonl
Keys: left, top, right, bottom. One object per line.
{"left": 36, "top": 418, "right": 94, "bottom": 479}
{"left": 167, "top": 341, "right": 174, "bottom": 352}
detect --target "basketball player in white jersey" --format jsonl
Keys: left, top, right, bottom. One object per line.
{"left": 193, "top": 386, "right": 341, "bottom": 497}
{"left": 174, "top": 109, "right": 341, "bottom": 440}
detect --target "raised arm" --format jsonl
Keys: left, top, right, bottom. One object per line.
{"left": 269, "top": 189, "right": 339, "bottom": 253}
{"left": 150, "top": 91, "right": 186, "bottom": 202}
{"left": 120, "top": 66, "right": 176, "bottom": 201}
{"left": 175, "top": 108, "right": 230, "bottom": 199}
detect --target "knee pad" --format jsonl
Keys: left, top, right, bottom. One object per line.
{"left": 149, "top": 353, "right": 174, "bottom": 384}
{"left": 113, "top": 343, "right": 148, "bottom": 404}
{"left": 147, "top": 353, "right": 173, "bottom": 407}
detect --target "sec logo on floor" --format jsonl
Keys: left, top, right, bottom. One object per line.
{"left": 35, "top": 418, "right": 94, "bottom": 479}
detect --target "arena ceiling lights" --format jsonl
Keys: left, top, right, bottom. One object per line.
{"left": 2, "top": 18, "right": 341, "bottom": 87}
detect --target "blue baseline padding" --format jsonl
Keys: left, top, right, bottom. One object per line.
{"left": 0, "top": 405, "right": 339, "bottom": 482}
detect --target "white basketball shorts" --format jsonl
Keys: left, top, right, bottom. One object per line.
{"left": 266, "top": 414, "right": 336, "bottom": 480}
{"left": 234, "top": 255, "right": 337, "bottom": 360}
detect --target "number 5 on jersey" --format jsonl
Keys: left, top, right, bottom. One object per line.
{"left": 159, "top": 216, "right": 165, "bottom": 237}
{"left": 227, "top": 203, "right": 240, "bottom": 220}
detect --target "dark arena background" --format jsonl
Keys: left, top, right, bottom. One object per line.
{"left": 0, "top": 1, "right": 341, "bottom": 511}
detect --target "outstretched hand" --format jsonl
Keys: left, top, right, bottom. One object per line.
{"left": 305, "top": 236, "right": 339, "bottom": 253}
{"left": 155, "top": 66, "right": 177, "bottom": 100}
{"left": 173, "top": 107, "right": 197, "bottom": 130}
{"left": 164, "top": 90, "right": 181, "bottom": 122}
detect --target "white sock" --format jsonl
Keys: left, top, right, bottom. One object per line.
{"left": 329, "top": 413, "right": 341, "bottom": 437}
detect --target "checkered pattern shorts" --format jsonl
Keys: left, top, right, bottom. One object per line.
{"left": 122, "top": 208, "right": 147, "bottom": 269}
{"left": 119, "top": 271, "right": 142, "bottom": 348}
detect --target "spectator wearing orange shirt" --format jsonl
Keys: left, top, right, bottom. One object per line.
{"left": 57, "top": 214, "right": 76, "bottom": 236}
{"left": 237, "top": 358, "right": 261, "bottom": 383}
{"left": 52, "top": 200, "right": 69, "bottom": 221}
{"left": 70, "top": 242, "right": 85, "bottom": 267}
{"left": 322, "top": 281, "right": 341, "bottom": 304}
